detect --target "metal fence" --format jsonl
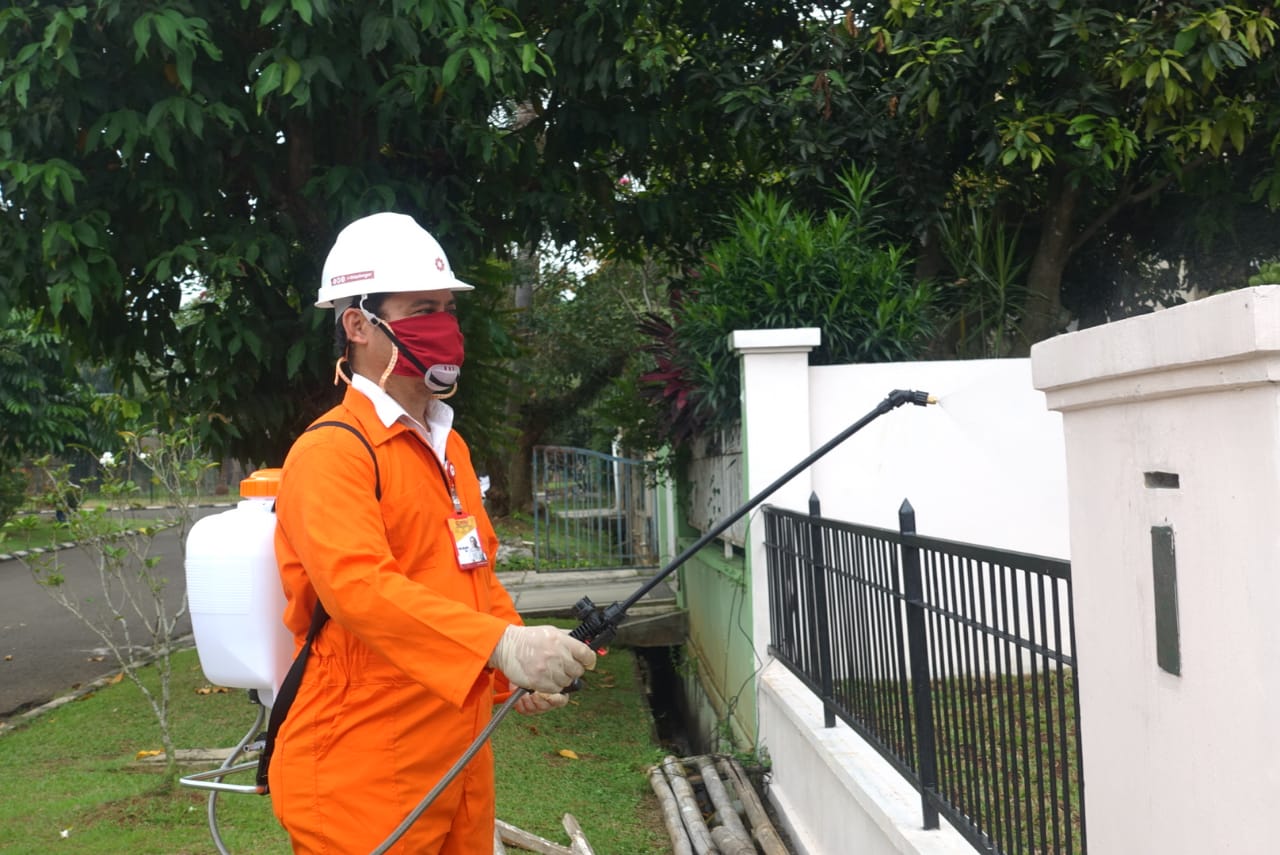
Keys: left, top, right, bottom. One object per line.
{"left": 531, "top": 445, "right": 659, "bottom": 571}
{"left": 764, "top": 497, "right": 1085, "bottom": 855}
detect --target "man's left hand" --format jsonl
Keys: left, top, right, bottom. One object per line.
{"left": 514, "top": 691, "right": 569, "bottom": 715}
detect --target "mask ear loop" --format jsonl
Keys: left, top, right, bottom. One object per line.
{"left": 355, "top": 295, "right": 401, "bottom": 390}
{"left": 378, "top": 343, "right": 398, "bottom": 390}
{"left": 334, "top": 304, "right": 357, "bottom": 387}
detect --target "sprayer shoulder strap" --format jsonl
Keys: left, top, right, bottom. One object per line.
{"left": 255, "top": 420, "right": 381, "bottom": 793}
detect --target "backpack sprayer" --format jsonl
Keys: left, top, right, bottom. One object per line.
{"left": 180, "top": 388, "right": 934, "bottom": 854}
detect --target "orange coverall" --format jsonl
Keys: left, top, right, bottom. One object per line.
{"left": 270, "top": 387, "right": 520, "bottom": 854}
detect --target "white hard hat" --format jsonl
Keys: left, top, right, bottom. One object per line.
{"left": 316, "top": 212, "right": 473, "bottom": 308}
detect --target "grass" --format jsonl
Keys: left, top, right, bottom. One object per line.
{"left": 0, "top": 625, "right": 671, "bottom": 854}
{"left": 833, "top": 668, "right": 1083, "bottom": 855}
{"left": 0, "top": 513, "right": 175, "bottom": 555}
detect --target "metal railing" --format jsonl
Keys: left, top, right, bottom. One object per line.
{"left": 531, "top": 445, "right": 659, "bottom": 571}
{"left": 764, "top": 497, "right": 1086, "bottom": 855}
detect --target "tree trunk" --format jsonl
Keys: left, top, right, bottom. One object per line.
{"left": 500, "top": 248, "right": 538, "bottom": 517}
{"left": 1019, "top": 170, "right": 1081, "bottom": 350}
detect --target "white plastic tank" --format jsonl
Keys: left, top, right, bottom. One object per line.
{"left": 186, "top": 469, "right": 294, "bottom": 708}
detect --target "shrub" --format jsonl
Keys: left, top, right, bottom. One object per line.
{"left": 643, "top": 165, "right": 939, "bottom": 440}
{"left": 0, "top": 459, "right": 26, "bottom": 528}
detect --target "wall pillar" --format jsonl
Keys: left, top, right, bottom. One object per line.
{"left": 730, "top": 328, "right": 821, "bottom": 669}
{"left": 1031, "top": 285, "right": 1280, "bottom": 854}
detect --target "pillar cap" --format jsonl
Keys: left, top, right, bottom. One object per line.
{"left": 729, "top": 328, "right": 822, "bottom": 355}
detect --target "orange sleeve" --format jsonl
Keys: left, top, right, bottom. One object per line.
{"left": 276, "top": 433, "right": 510, "bottom": 710}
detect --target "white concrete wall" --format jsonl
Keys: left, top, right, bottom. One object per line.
{"left": 808, "top": 359, "right": 1069, "bottom": 558}
{"left": 759, "top": 663, "right": 977, "bottom": 855}
{"left": 1032, "top": 285, "right": 1280, "bottom": 855}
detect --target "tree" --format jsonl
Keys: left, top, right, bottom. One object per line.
{"left": 14, "top": 419, "right": 216, "bottom": 779}
{"left": 485, "top": 251, "right": 670, "bottom": 514}
{"left": 0, "top": 0, "right": 813, "bottom": 467}
{"left": 0, "top": 310, "right": 100, "bottom": 524}
{"left": 717, "top": 1, "right": 1280, "bottom": 346}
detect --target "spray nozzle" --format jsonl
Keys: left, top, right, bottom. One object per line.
{"left": 561, "top": 597, "right": 626, "bottom": 693}
{"left": 887, "top": 389, "right": 936, "bottom": 408}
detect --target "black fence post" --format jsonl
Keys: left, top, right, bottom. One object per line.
{"left": 808, "top": 493, "right": 836, "bottom": 728}
{"left": 899, "top": 499, "right": 940, "bottom": 830}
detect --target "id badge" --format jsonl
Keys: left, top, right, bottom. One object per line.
{"left": 447, "top": 513, "right": 489, "bottom": 571}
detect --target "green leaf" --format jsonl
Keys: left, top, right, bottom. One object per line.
{"left": 13, "top": 70, "right": 30, "bottom": 109}
{"left": 72, "top": 220, "right": 98, "bottom": 248}
{"left": 469, "top": 47, "right": 491, "bottom": 85}
{"left": 285, "top": 339, "right": 306, "bottom": 377}
{"left": 281, "top": 57, "right": 302, "bottom": 95}
{"left": 442, "top": 50, "right": 463, "bottom": 87}
{"left": 255, "top": 62, "right": 283, "bottom": 100}
{"left": 153, "top": 13, "right": 178, "bottom": 52}
{"left": 260, "top": 0, "right": 287, "bottom": 27}
{"left": 71, "top": 281, "right": 92, "bottom": 321}
{"left": 176, "top": 47, "right": 194, "bottom": 92}
{"left": 132, "top": 14, "right": 151, "bottom": 56}
{"left": 290, "top": 0, "right": 313, "bottom": 26}
{"left": 241, "top": 328, "right": 262, "bottom": 360}
{"left": 1145, "top": 60, "right": 1160, "bottom": 88}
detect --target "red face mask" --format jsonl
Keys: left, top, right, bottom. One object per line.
{"left": 379, "top": 311, "right": 466, "bottom": 387}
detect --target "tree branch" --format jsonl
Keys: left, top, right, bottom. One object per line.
{"left": 1068, "top": 150, "right": 1216, "bottom": 257}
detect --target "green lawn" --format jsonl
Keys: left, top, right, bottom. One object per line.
{"left": 0, "top": 633, "right": 670, "bottom": 854}
{"left": 0, "top": 513, "right": 178, "bottom": 555}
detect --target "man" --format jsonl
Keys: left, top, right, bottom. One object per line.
{"left": 269, "top": 212, "right": 596, "bottom": 854}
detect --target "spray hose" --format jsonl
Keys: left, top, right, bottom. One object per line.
{"left": 187, "top": 388, "right": 934, "bottom": 854}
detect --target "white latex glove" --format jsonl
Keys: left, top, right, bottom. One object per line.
{"left": 489, "top": 624, "right": 597, "bottom": 694}
{"left": 514, "top": 691, "right": 569, "bottom": 715}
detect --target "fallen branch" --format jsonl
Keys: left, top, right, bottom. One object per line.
{"left": 712, "top": 826, "right": 758, "bottom": 855}
{"left": 649, "top": 765, "right": 694, "bottom": 855}
{"left": 496, "top": 819, "right": 572, "bottom": 855}
{"left": 662, "top": 755, "right": 716, "bottom": 855}
{"left": 694, "top": 754, "right": 752, "bottom": 847}
{"left": 562, "top": 812, "right": 595, "bottom": 855}
{"left": 718, "top": 756, "right": 789, "bottom": 855}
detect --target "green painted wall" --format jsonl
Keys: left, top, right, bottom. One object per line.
{"left": 655, "top": 477, "right": 757, "bottom": 752}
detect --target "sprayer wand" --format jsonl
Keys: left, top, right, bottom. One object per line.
{"left": 567, "top": 388, "right": 935, "bottom": 657}
{"left": 367, "top": 388, "right": 934, "bottom": 853}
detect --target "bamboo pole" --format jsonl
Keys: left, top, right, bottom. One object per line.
{"left": 717, "top": 756, "right": 789, "bottom": 855}
{"left": 711, "top": 827, "right": 757, "bottom": 855}
{"left": 562, "top": 813, "right": 596, "bottom": 855}
{"left": 661, "top": 755, "right": 716, "bottom": 855}
{"left": 693, "top": 754, "right": 753, "bottom": 847}
{"left": 649, "top": 765, "right": 695, "bottom": 855}
{"left": 496, "top": 819, "right": 574, "bottom": 855}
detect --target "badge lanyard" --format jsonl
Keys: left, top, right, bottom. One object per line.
{"left": 439, "top": 458, "right": 488, "bottom": 571}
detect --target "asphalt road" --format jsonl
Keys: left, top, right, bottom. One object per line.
{"left": 0, "top": 509, "right": 222, "bottom": 721}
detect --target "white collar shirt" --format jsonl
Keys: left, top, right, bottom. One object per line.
{"left": 349, "top": 371, "right": 454, "bottom": 463}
